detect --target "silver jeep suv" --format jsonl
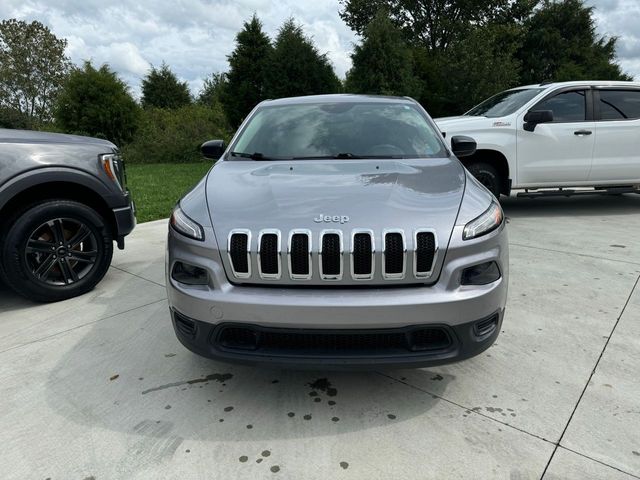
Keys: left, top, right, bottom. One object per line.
{"left": 166, "top": 94, "right": 508, "bottom": 368}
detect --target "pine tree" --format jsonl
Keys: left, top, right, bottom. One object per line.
{"left": 220, "top": 15, "right": 273, "bottom": 128}
{"left": 141, "top": 62, "right": 191, "bottom": 109}
{"left": 518, "top": 0, "right": 630, "bottom": 84}
{"left": 264, "top": 19, "right": 341, "bottom": 99}
{"left": 345, "top": 13, "right": 419, "bottom": 96}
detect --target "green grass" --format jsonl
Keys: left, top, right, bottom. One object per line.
{"left": 126, "top": 162, "right": 213, "bottom": 223}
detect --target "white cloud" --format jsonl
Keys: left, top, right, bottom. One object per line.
{"left": 2, "top": 0, "right": 636, "bottom": 100}
{"left": 588, "top": 0, "right": 640, "bottom": 79}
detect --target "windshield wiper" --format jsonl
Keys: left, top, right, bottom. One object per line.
{"left": 292, "top": 153, "right": 407, "bottom": 160}
{"left": 230, "top": 151, "right": 273, "bottom": 160}
{"left": 291, "top": 153, "right": 366, "bottom": 160}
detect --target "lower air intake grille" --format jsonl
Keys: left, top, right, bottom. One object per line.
{"left": 474, "top": 314, "right": 499, "bottom": 337}
{"left": 214, "top": 325, "right": 453, "bottom": 356}
{"left": 173, "top": 311, "right": 197, "bottom": 338}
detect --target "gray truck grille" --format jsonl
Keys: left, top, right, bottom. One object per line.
{"left": 227, "top": 228, "right": 437, "bottom": 282}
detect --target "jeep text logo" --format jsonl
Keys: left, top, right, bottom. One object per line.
{"left": 314, "top": 214, "right": 350, "bottom": 224}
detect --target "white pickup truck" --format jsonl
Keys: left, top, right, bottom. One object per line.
{"left": 435, "top": 81, "right": 640, "bottom": 198}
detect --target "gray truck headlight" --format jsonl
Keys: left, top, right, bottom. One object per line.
{"left": 170, "top": 205, "right": 204, "bottom": 241}
{"left": 463, "top": 201, "right": 503, "bottom": 240}
{"left": 99, "top": 153, "right": 125, "bottom": 191}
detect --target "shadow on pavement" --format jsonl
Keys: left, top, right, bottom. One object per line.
{"left": 43, "top": 297, "right": 453, "bottom": 451}
{"left": 502, "top": 192, "right": 640, "bottom": 218}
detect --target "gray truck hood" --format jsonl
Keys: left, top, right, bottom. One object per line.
{"left": 205, "top": 157, "right": 466, "bottom": 284}
{"left": 0, "top": 128, "right": 116, "bottom": 148}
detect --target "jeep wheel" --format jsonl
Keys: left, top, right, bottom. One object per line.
{"left": 467, "top": 162, "right": 502, "bottom": 198}
{"left": 1, "top": 200, "right": 113, "bottom": 302}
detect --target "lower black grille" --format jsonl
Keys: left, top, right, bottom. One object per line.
{"left": 290, "top": 233, "right": 310, "bottom": 276}
{"left": 411, "top": 328, "right": 450, "bottom": 351}
{"left": 229, "top": 233, "right": 249, "bottom": 274}
{"left": 384, "top": 233, "right": 404, "bottom": 275}
{"left": 261, "top": 331, "right": 405, "bottom": 352}
{"left": 415, "top": 232, "right": 436, "bottom": 274}
{"left": 321, "top": 233, "right": 341, "bottom": 276}
{"left": 353, "top": 233, "right": 373, "bottom": 276}
{"left": 215, "top": 325, "right": 453, "bottom": 356}
{"left": 218, "top": 327, "right": 259, "bottom": 350}
{"left": 260, "top": 233, "right": 279, "bottom": 275}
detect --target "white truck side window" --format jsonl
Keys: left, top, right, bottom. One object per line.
{"left": 536, "top": 90, "right": 586, "bottom": 122}
{"left": 598, "top": 90, "right": 640, "bottom": 120}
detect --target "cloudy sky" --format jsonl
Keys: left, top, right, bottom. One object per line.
{"left": 1, "top": 0, "right": 638, "bottom": 98}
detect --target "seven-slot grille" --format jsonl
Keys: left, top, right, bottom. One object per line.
{"left": 227, "top": 229, "right": 437, "bottom": 282}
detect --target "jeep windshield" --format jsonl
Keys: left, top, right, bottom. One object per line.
{"left": 228, "top": 102, "right": 447, "bottom": 160}
{"left": 465, "top": 88, "right": 544, "bottom": 118}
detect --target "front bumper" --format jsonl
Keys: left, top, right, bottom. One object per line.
{"left": 166, "top": 222, "right": 508, "bottom": 368}
{"left": 171, "top": 308, "right": 503, "bottom": 369}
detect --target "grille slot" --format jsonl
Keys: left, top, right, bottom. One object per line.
{"left": 320, "top": 232, "right": 343, "bottom": 280}
{"left": 258, "top": 230, "right": 281, "bottom": 279}
{"left": 289, "top": 231, "right": 311, "bottom": 279}
{"left": 383, "top": 231, "right": 405, "bottom": 278}
{"left": 415, "top": 230, "right": 436, "bottom": 277}
{"left": 228, "top": 231, "right": 250, "bottom": 277}
{"left": 351, "top": 231, "right": 374, "bottom": 279}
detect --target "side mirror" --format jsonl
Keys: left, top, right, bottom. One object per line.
{"left": 451, "top": 135, "right": 477, "bottom": 158}
{"left": 201, "top": 139, "right": 226, "bottom": 159}
{"left": 523, "top": 110, "right": 553, "bottom": 132}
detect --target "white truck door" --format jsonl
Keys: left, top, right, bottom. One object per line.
{"left": 590, "top": 88, "right": 640, "bottom": 183}
{"left": 517, "top": 88, "right": 595, "bottom": 186}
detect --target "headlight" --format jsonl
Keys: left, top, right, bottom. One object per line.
{"left": 99, "top": 153, "right": 125, "bottom": 191}
{"left": 463, "top": 201, "right": 503, "bottom": 240}
{"left": 170, "top": 205, "right": 205, "bottom": 241}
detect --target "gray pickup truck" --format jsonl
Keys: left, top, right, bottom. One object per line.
{"left": 0, "top": 129, "right": 135, "bottom": 302}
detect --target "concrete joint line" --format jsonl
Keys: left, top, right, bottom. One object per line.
{"left": 0, "top": 297, "right": 168, "bottom": 355}
{"left": 540, "top": 274, "right": 640, "bottom": 479}
{"left": 109, "top": 265, "right": 166, "bottom": 288}
{"left": 510, "top": 243, "right": 640, "bottom": 267}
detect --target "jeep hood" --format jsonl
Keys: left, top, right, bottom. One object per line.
{"left": 205, "top": 158, "right": 465, "bottom": 283}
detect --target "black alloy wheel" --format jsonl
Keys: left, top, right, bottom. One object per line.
{"left": 0, "top": 200, "right": 113, "bottom": 302}
{"left": 25, "top": 218, "right": 99, "bottom": 286}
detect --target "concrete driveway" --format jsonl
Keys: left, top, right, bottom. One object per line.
{"left": 1, "top": 194, "right": 639, "bottom": 480}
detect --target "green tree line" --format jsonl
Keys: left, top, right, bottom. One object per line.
{"left": 0, "top": 1, "right": 632, "bottom": 163}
